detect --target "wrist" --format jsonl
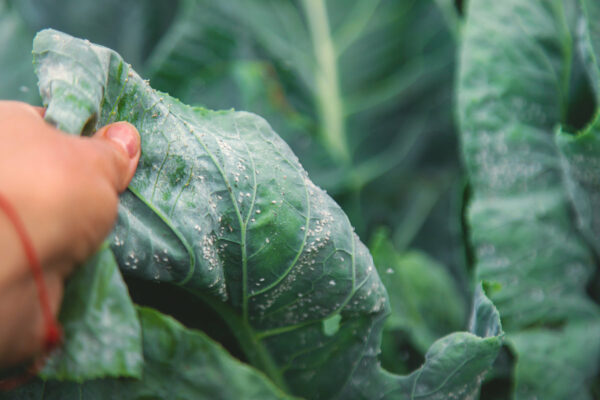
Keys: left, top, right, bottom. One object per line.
{"left": 0, "top": 204, "right": 27, "bottom": 286}
{"left": 0, "top": 193, "right": 62, "bottom": 368}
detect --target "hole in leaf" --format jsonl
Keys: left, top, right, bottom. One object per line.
{"left": 322, "top": 313, "right": 341, "bottom": 336}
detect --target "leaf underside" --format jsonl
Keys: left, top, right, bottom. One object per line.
{"left": 40, "top": 245, "right": 142, "bottom": 381}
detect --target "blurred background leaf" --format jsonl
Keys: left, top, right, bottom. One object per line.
{"left": 369, "top": 227, "right": 466, "bottom": 374}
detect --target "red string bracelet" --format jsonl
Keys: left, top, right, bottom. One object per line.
{"left": 0, "top": 193, "right": 62, "bottom": 390}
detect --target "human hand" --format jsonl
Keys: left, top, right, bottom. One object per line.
{"left": 0, "top": 101, "right": 140, "bottom": 367}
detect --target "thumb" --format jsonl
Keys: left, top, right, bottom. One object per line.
{"left": 86, "top": 121, "right": 141, "bottom": 192}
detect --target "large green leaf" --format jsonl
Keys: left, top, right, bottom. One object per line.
{"left": 1, "top": 307, "right": 292, "bottom": 400}
{"left": 32, "top": 29, "right": 502, "bottom": 399}
{"left": 555, "top": 0, "right": 600, "bottom": 255}
{"left": 40, "top": 245, "right": 142, "bottom": 381}
{"left": 556, "top": 113, "right": 600, "bottom": 255}
{"left": 457, "top": 0, "right": 600, "bottom": 398}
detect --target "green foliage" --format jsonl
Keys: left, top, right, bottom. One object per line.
{"left": 2, "top": 29, "right": 502, "bottom": 399}
{"left": 2, "top": 0, "right": 600, "bottom": 398}
{"left": 5, "top": 308, "right": 293, "bottom": 400}
{"left": 457, "top": 0, "right": 600, "bottom": 398}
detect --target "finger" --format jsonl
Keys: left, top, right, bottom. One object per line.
{"left": 0, "top": 101, "right": 45, "bottom": 121}
{"left": 19, "top": 104, "right": 45, "bottom": 120}
{"left": 81, "top": 122, "right": 141, "bottom": 192}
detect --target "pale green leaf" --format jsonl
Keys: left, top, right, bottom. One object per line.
{"left": 41, "top": 245, "right": 142, "bottom": 381}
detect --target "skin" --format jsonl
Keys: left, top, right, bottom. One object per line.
{"left": 0, "top": 101, "right": 140, "bottom": 367}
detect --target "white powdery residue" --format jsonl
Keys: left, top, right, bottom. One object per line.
{"left": 201, "top": 234, "right": 222, "bottom": 272}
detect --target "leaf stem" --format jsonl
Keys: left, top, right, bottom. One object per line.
{"left": 301, "top": 0, "right": 350, "bottom": 163}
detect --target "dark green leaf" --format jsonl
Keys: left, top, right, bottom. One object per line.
{"left": 32, "top": 29, "right": 502, "bottom": 399}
